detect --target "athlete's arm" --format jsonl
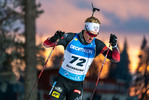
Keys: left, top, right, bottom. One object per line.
{"left": 95, "top": 39, "right": 120, "bottom": 63}
{"left": 43, "top": 31, "right": 75, "bottom": 49}
{"left": 101, "top": 45, "right": 120, "bottom": 62}
{"left": 43, "top": 30, "right": 64, "bottom": 47}
{"left": 108, "top": 34, "right": 120, "bottom": 62}
{"left": 57, "top": 33, "right": 76, "bottom": 49}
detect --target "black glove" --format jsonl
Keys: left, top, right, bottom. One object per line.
{"left": 54, "top": 30, "right": 65, "bottom": 39}
{"left": 50, "top": 30, "right": 65, "bottom": 42}
{"left": 109, "top": 34, "right": 117, "bottom": 47}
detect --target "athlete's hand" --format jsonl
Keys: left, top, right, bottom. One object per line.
{"left": 109, "top": 34, "right": 117, "bottom": 47}
{"left": 54, "top": 30, "right": 65, "bottom": 40}
{"left": 49, "top": 30, "right": 65, "bottom": 43}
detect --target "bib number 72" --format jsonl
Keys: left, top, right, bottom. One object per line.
{"left": 69, "top": 56, "right": 86, "bottom": 67}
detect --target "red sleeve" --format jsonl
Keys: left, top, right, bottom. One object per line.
{"left": 100, "top": 46, "right": 120, "bottom": 62}
{"left": 111, "top": 47, "right": 120, "bottom": 62}
{"left": 43, "top": 37, "right": 56, "bottom": 47}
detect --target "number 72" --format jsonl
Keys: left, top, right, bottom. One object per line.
{"left": 69, "top": 56, "right": 86, "bottom": 67}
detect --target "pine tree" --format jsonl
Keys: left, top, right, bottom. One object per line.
{"left": 108, "top": 39, "right": 132, "bottom": 87}
{"left": 0, "top": 0, "right": 44, "bottom": 99}
{"left": 0, "top": 0, "right": 25, "bottom": 99}
{"left": 24, "top": 0, "right": 44, "bottom": 99}
{"left": 134, "top": 36, "right": 149, "bottom": 100}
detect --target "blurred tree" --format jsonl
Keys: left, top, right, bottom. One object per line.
{"left": 0, "top": 0, "right": 44, "bottom": 99}
{"left": 51, "top": 53, "right": 64, "bottom": 68}
{"left": 88, "top": 60, "right": 99, "bottom": 78}
{"left": 24, "top": 0, "right": 37, "bottom": 99}
{"left": 87, "top": 53, "right": 110, "bottom": 79}
{"left": 0, "top": 0, "right": 25, "bottom": 99}
{"left": 108, "top": 39, "right": 132, "bottom": 88}
{"left": 134, "top": 36, "right": 149, "bottom": 100}
{"left": 24, "top": 0, "right": 44, "bottom": 99}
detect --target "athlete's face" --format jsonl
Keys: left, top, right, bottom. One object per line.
{"left": 83, "top": 30, "right": 98, "bottom": 43}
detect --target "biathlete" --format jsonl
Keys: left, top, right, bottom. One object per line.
{"left": 43, "top": 16, "right": 120, "bottom": 100}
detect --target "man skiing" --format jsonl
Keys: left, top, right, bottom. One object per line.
{"left": 43, "top": 16, "right": 120, "bottom": 100}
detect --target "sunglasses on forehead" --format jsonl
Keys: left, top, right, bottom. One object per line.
{"left": 86, "top": 31, "right": 98, "bottom": 37}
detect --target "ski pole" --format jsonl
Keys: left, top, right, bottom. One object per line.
{"left": 90, "top": 44, "right": 111, "bottom": 100}
{"left": 26, "top": 40, "right": 58, "bottom": 100}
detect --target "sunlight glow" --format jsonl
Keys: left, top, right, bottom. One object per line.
{"left": 129, "top": 49, "right": 140, "bottom": 74}
{"left": 147, "top": 65, "right": 149, "bottom": 71}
